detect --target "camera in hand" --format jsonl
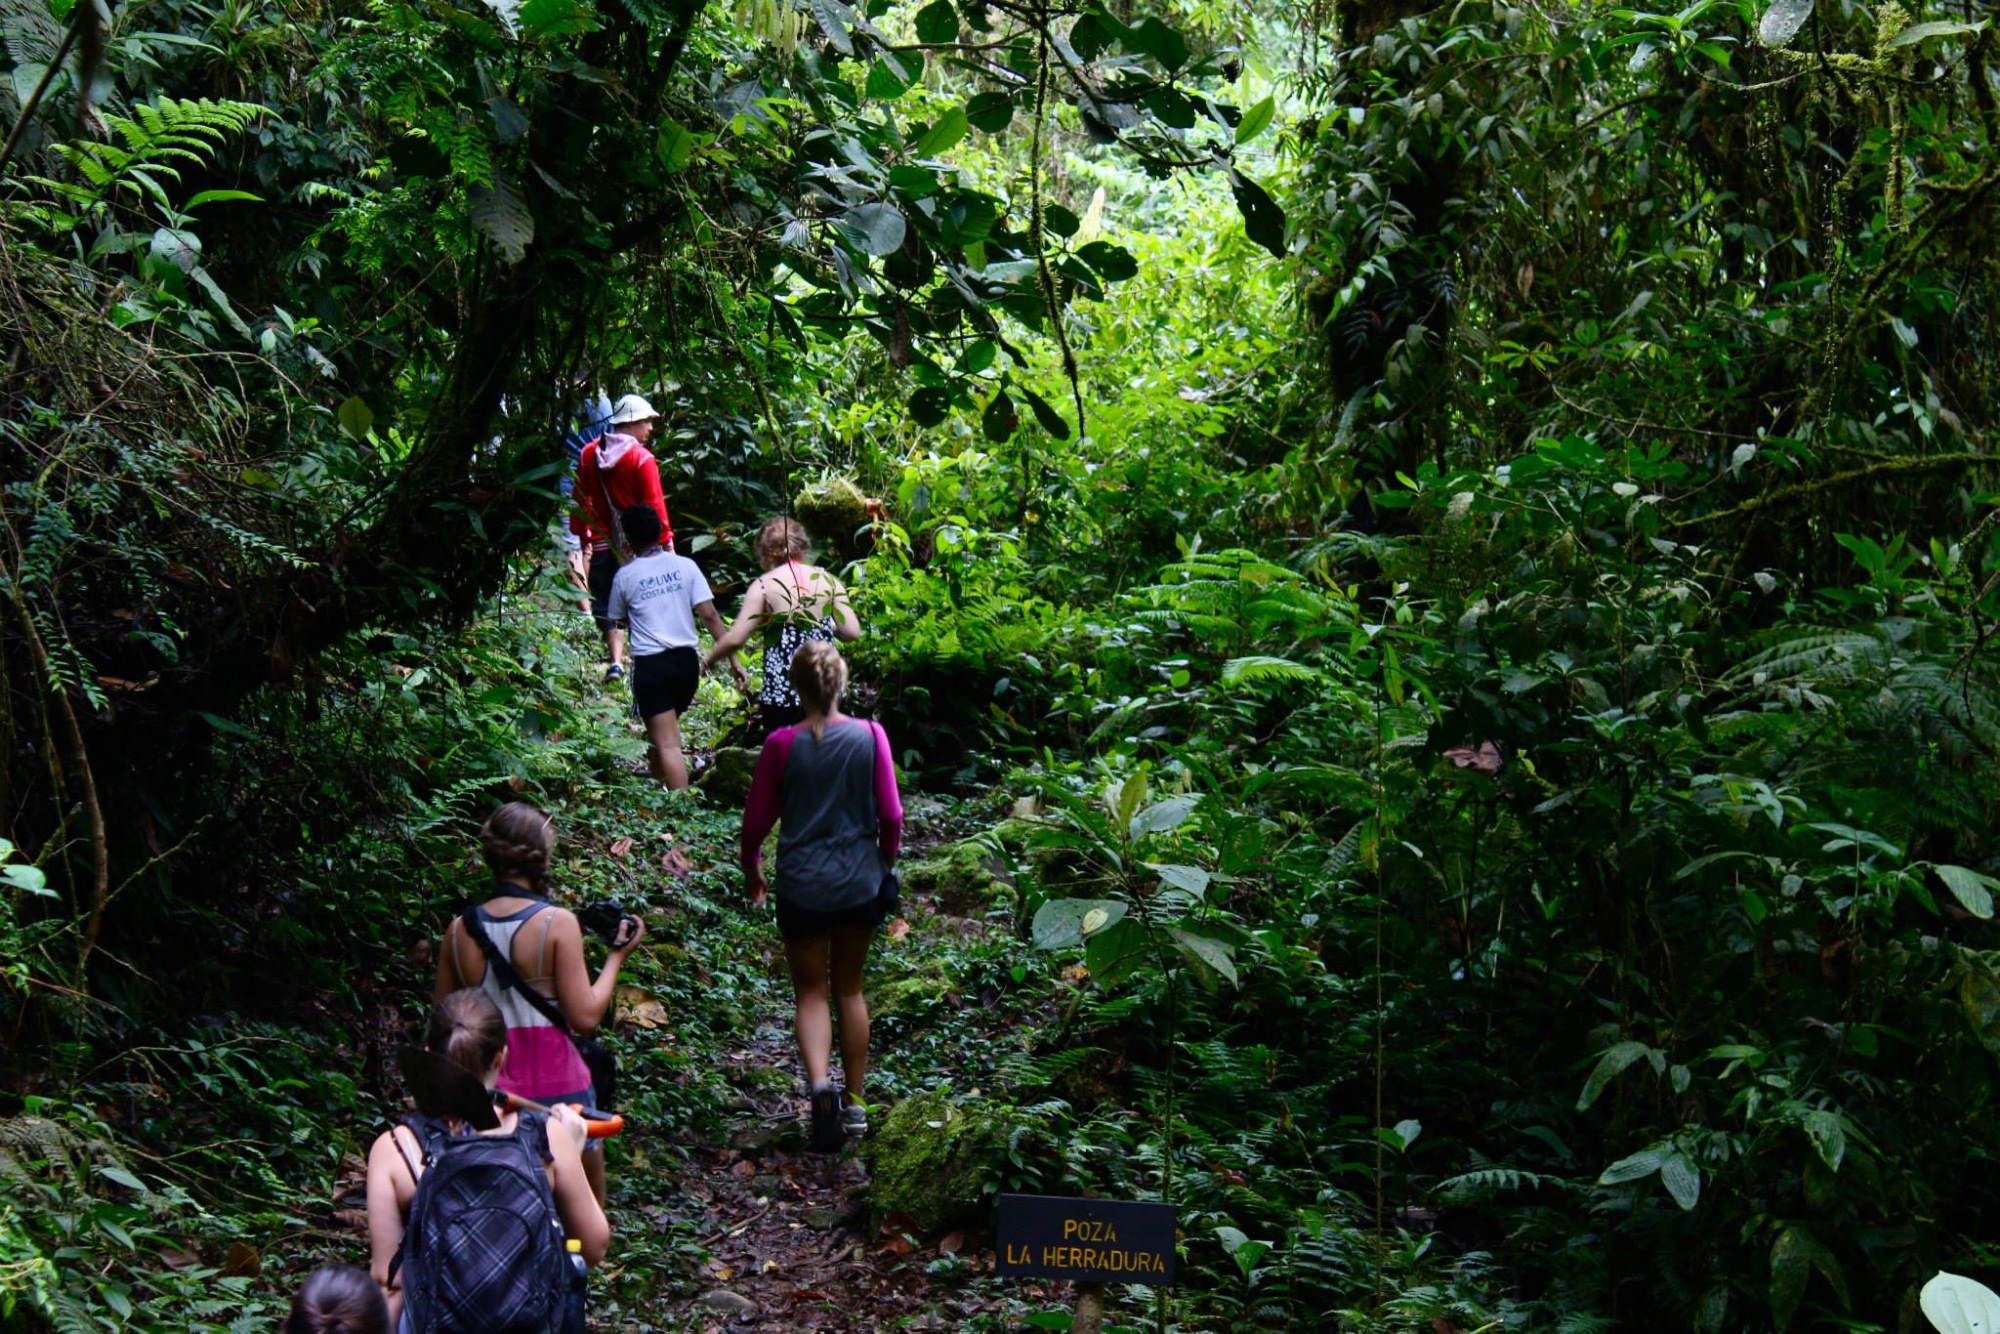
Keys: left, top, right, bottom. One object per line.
{"left": 577, "top": 900, "right": 638, "bottom": 945}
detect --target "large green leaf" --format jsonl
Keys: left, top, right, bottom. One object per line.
{"left": 1934, "top": 864, "right": 1998, "bottom": 918}
{"left": 965, "top": 92, "right": 1014, "bottom": 132}
{"left": 1235, "top": 94, "right": 1275, "bottom": 145}
{"left": 913, "top": 0, "right": 956, "bottom": 42}
{"left": 1770, "top": 1225, "right": 1810, "bottom": 1330}
{"left": 1148, "top": 863, "right": 1210, "bottom": 899}
{"left": 1597, "top": 1146, "right": 1665, "bottom": 1185}
{"left": 1228, "top": 169, "right": 1286, "bottom": 258}
{"left": 1084, "top": 916, "right": 1151, "bottom": 987}
{"left": 809, "top": 0, "right": 854, "bottom": 54}
{"left": 1659, "top": 1152, "right": 1700, "bottom": 1211}
{"left": 1019, "top": 385, "right": 1070, "bottom": 439}
{"left": 911, "top": 106, "right": 968, "bottom": 157}
{"left": 981, "top": 387, "right": 1018, "bottom": 441}
{"left": 1167, "top": 926, "right": 1238, "bottom": 987}
{"left": 1756, "top": 0, "right": 1813, "bottom": 47}
{"left": 1884, "top": 18, "right": 1986, "bottom": 48}
{"left": 1122, "top": 16, "right": 1189, "bottom": 70}
{"left": 1576, "top": 1040, "right": 1650, "bottom": 1110}
{"left": 908, "top": 385, "right": 950, "bottom": 427}
{"left": 1921, "top": 1272, "right": 2000, "bottom": 1334}
{"left": 1802, "top": 1110, "right": 1845, "bottom": 1171}
{"left": 1076, "top": 240, "right": 1137, "bottom": 282}
{"left": 866, "top": 51, "right": 922, "bottom": 98}
{"left": 839, "top": 202, "right": 907, "bottom": 256}
{"left": 1031, "top": 897, "right": 1127, "bottom": 951}
{"left": 1129, "top": 793, "right": 1197, "bottom": 840}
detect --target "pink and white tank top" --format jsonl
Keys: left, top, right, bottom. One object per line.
{"left": 459, "top": 901, "right": 592, "bottom": 1100}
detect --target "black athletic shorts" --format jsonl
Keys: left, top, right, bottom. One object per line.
{"left": 775, "top": 892, "right": 887, "bottom": 942}
{"left": 631, "top": 648, "right": 700, "bottom": 720}
{"left": 588, "top": 548, "right": 620, "bottom": 632}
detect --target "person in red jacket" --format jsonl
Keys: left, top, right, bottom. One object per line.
{"left": 572, "top": 394, "right": 675, "bottom": 681}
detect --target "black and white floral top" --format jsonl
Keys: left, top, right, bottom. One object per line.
{"left": 760, "top": 613, "right": 837, "bottom": 709}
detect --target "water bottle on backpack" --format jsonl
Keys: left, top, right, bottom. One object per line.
{"left": 564, "top": 1238, "right": 588, "bottom": 1334}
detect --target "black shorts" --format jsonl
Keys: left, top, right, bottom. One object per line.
{"left": 588, "top": 548, "right": 620, "bottom": 632}
{"left": 775, "top": 893, "right": 886, "bottom": 941}
{"left": 632, "top": 648, "right": 700, "bottom": 720}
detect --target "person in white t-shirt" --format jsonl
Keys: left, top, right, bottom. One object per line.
{"left": 605, "top": 505, "right": 745, "bottom": 788}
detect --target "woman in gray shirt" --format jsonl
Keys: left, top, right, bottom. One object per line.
{"left": 739, "top": 642, "right": 903, "bottom": 1151}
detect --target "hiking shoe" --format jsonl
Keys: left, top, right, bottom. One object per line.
{"left": 604, "top": 663, "right": 626, "bottom": 682}
{"left": 842, "top": 1102, "right": 868, "bottom": 1140}
{"left": 807, "top": 1085, "right": 843, "bottom": 1153}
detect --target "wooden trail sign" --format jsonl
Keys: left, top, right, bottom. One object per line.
{"left": 995, "top": 1194, "right": 1177, "bottom": 1286}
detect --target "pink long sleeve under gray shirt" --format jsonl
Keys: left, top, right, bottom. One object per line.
{"left": 739, "top": 719, "right": 903, "bottom": 911}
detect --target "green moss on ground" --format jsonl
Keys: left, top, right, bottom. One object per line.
{"left": 901, "top": 839, "right": 1007, "bottom": 914}
{"left": 861, "top": 1089, "right": 1009, "bottom": 1233}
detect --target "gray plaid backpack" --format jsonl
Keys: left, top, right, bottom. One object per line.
{"left": 392, "top": 1112, "right": 570, "bottom": 1334}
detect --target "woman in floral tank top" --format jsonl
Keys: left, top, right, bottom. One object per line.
{"left": 704, "top": 517, "right": 862, "bottom": 733}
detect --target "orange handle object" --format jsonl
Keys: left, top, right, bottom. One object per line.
{"left": 498, "top": 1091, "right": 627, "bottom": 1139}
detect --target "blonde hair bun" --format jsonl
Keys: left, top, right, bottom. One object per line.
{"left": 789, "top": 641, "right": 849, "bottom": 736}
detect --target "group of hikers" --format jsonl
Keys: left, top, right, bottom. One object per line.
{"left": 281, "top": 391, "right": 904, "bottom": 1333}
{"left": 558, "top": 392, "right": 864, "bottom": 790}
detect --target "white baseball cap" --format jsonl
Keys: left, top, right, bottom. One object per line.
{"left": 608, "top": 394, "right": 660, "bottom": 424}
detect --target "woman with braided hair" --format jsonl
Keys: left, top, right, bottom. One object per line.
{"left": 433, "top": 802, "right": 645, "bottom": 1206}
{"left": 738, "top": 641, "right": 903, "bottom": 1150}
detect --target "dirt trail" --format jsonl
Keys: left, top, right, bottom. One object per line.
{"left": 611, "top": 749, "right": 1012, "bottom": 1331}
{"left": 648, "top": 1004, "right": 956, "bottom": 1331}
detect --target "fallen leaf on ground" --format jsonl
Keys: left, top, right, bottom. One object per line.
{"left": 731, "top": 1159, "right": 757, "bottom": 1177}
{"left": 937, "top": 1230, "right": 964, "bottom": 1255}
{"left": 158, "top": 1247, "right": 201, "bottom": 1270}
{"left": 885, "top": 918, "right": 910, "bottom": 940}
{"left": 609, "top": 836, "right": 634, "bottom": 857}
{"left": 616, "top": 984, "right": 669, "bottom": 1029}
{"left": 663, "top": 847, "right": 694, "bottom": 877}
{"left": 221, "top": 1242, "right": 261, "bottom": 1278}
{"left": 876, "top": 1236, "right": 913, "bottom": 1256}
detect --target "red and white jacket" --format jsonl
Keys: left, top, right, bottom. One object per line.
{"left": 571, "top": 432, "right": 674, "bottom": 554}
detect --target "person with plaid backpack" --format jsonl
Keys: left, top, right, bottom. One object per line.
{"left": 365, "top": 990, "right": 608, "bottom": 1334}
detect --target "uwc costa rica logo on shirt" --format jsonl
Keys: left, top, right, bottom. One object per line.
{"left": 995, "top": 1194, "right": 1177, "bottom": 1284}
{"left": 630, "top": 568, "right": 686, "bottom": 599}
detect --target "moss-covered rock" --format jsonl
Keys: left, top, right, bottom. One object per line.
{"left": 793, "top": 476, "right": 872, "bottom": 551}
{"left": 700, "top": 746, "right": 761, "bottom": 806}
{"left": 901, "top": 839, "right": 1007, "bottom": 914}
{"left": 870, "top": 968, "right": 954, "bottom": 1021}
{"left": 862, "top": 1090, "right": 1009, "bottom": 1232}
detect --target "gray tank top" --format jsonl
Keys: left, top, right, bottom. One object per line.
{"left": 775, "top": 721, "right": 884, "bottom": 912}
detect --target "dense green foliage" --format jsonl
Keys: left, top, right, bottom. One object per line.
{"left": 5, "top": 0, "right": 2000, "bottom": 1327}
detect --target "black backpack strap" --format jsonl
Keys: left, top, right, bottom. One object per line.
{"left": 459, "top": 906, "right": 571, "bottom": 1032}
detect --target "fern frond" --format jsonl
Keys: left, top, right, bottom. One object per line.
{"left": 1436, "top": 1166, "right": 1572, "bottom": 1201}
{"left": 1222, "top": 655, "right": 1324, "bottom": 686}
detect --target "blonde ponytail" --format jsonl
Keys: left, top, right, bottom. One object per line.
{"left": 790, "top": 640, "right": 848, "bottom": 739}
